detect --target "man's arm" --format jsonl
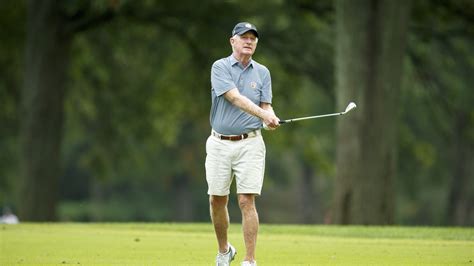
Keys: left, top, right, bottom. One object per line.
{"left": 224, "top": 88, "right": 279, "bottom": 128}
{"left": 260, "top": 102, "right": 275, "bottom": 114}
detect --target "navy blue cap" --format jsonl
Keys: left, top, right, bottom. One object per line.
{"left": 231, "top": 22, "right": 259, "bottom": 38}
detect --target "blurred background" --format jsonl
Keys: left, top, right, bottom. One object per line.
{"left": 0, "top": 0, "right": 472, "bottom": 225}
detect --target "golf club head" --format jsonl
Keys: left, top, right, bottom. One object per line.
{"left": 343, "top": 102, "right": 357, "bottom": 114}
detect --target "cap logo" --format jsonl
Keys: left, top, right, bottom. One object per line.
{"left": 245, "top": 23, "right": 252, "bottom": 28}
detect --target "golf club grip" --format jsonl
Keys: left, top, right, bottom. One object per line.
{"left": 279, "top": 120, "right": 287, "bottom": 124}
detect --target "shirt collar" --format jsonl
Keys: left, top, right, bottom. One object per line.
{"left": 229, "top": 54, "right": 254, "bottom": 68}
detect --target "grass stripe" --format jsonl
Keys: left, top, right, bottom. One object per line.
{"left": 1, "top": 223, "right": 473, "bottom": 265}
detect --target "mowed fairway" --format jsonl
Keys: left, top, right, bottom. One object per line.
{"left": 1, "top": 223, "right": 473, "bottom": 265}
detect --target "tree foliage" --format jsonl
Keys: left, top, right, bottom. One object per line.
{"left": 0, "top": 0, "right": 472, "bottom": 225}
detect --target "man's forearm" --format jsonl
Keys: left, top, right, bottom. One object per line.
{"left": 230, "top": 94, "right": 268, "bottom": 119}
{"left": 261, "top": 103, "right": 275, "bottom": 115}
{"left": 224, "top": 88, "right": 279, "bottom": 128}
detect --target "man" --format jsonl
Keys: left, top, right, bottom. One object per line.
{"left": 206, "top": 22, "right": 280, "bottom": 266}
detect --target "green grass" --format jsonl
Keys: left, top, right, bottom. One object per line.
{"left": 1, "top": 223, "right": 473, "bottom": 265}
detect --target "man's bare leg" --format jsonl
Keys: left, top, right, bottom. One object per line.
{"left": 210, "top": 195, "right": 230, "bottom": 253}
{"left": 238, "top": 194, "right": 258, "bottom": 262}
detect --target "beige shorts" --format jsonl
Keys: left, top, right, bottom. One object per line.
{"left": 205, "top": 132, "right": 266, "bottom": 196}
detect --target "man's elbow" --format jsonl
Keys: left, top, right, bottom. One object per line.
{"left": 224, "top": 90, "right": 240, "bottom": 105}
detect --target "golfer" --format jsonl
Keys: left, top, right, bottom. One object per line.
{"left": 206, "top": 22, "right": 280, "bottom": 266}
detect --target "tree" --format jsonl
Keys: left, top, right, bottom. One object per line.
{"left": 19, "top": 0, "right": 117, "bottom": 220}
{"left": 20, "top": 0, "right": 72, "bottom": 220}
{"left": 17, "top": 0, "right": 237, "bottom": 221}
{"left": 332, "top": 0, "right": 411, "bottom": 224}
{"left": 396, "top": 0, "right": 474, "bottom": 226}
{"left": 0, "top": 0, "right": 24, "bottom": 211}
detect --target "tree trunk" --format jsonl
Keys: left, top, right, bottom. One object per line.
{"left": 298, "top": 162, "right": 319, "bottom": 224}
{"left": 172, "top": 173, "right": 194, "bottom": 221}
{"left": 333, "top": 0, "right": 410, "bottom": 224}
{"left": 446, "top": 112, "right": 473, "bottom": 226}
{"left": 19, "top": 0, "right": 72, "bottom": 221}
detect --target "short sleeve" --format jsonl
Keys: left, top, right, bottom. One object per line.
{"left": 260, "top": 68, "right": 272, "bottom": 103}
{"left": 211, "top": 60, "right": 236, "bottom": 97}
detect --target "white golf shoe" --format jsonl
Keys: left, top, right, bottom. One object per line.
{"left": 216, "top": 243, "right": 236, "bottom": 266}
{"left": 241, "top": 261, "right": 257, "bottom": 266}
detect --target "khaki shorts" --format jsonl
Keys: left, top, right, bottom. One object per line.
{"left": 205, "top": 132, "right": 266, "bottom": 196}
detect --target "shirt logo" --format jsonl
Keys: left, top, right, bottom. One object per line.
{"left": 250, "top": 81, "right": 257, "bottom": 89}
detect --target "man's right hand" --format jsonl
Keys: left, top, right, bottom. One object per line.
{"left": 262, "top": 111, "right": 280, "bottom": 130}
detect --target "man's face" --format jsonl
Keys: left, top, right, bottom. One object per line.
{"left": 231, "top": 31, "right": 258, "bottom": 56}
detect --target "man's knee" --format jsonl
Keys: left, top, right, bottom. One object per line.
{"left": 238, "top": 194, "right": 256, "bottom": 210}
{"left": 210, "top": 195, "right": 228, "bottom": 210}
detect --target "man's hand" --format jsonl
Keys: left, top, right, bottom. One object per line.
{"left": 261, "top": 103, "right": 279, "bottom": 130}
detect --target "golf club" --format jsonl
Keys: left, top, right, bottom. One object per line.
{"left": 279, "top": 102, "right": 357, "bottom": 124}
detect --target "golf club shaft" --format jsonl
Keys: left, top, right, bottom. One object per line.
{"left": 279, "top": 112, "right": 344, "bottom": 124}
